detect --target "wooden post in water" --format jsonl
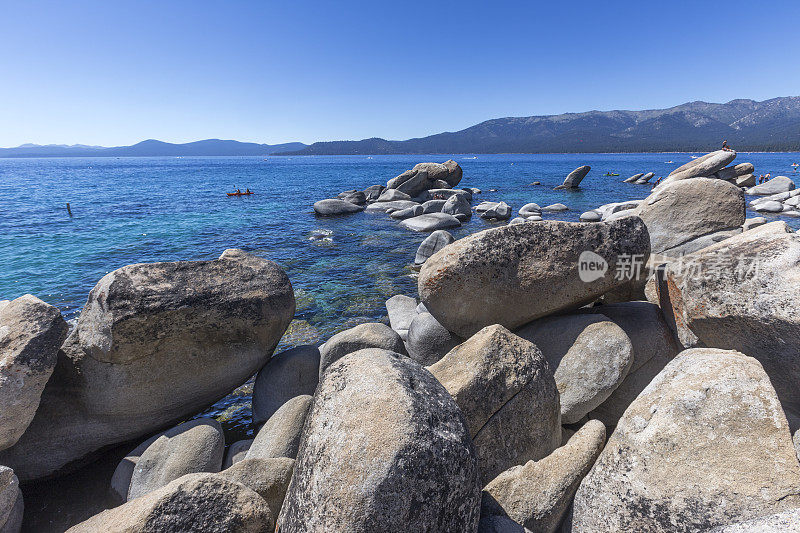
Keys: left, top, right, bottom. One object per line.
{"left": 66, "top": 203, "right": 72, "bottom": 216}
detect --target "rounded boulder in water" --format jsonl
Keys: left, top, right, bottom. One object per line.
{"left": 415, "top": 230, "right": 455, "bottom": 265}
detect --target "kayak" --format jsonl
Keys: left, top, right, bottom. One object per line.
{"left": 604, "top": 173, "right": 619, "bottom": 176}
{"left": 227, "top": 192, "right": 254, "bottom": 196}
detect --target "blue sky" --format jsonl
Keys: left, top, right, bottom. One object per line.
{"left": 2, "top": 0, "right": 799, "bottom": 147}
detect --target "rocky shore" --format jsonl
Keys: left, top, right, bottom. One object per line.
{"left": 2, "top": 152, "right": 800, "bottom": 532}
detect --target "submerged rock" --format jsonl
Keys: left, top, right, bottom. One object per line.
{"left": 415, "top": 229, "right": 455, "bottom": 265}
{"left": 277, "top": 349, "right": 481, "bottom": 532}
{"left": 554, "top": 165, "right": 590, "bottom": 189}
{"left": 418, "top": 218, "right": 650, "bottom": 337}
{"left": 482, "top": 420, "right": 605, "bottom": 533}
{"left": 573, "top": 348, "right": 800, "bottom": 532}
{"left": 0, "top": 249, "right": 295, "bottom": 481}
{"left": 0, "top": 294, "right": 68, "bottom": 451}
{"left": 428, "top": 325, "right": 561, "bottom": 484}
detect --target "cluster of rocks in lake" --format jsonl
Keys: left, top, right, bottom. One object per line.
{"left": 4, "top": 153, "right": 800, "bottom": 533}
{"left": 313, "top": 161, "right": 590, "bottom": 237}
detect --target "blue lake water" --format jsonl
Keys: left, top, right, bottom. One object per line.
{"left": 2, "top": 152, "right": 800, "bottom": 439}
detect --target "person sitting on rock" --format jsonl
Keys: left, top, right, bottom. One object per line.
{"left": 765, "top": 173, "right": 771, "bottom": 181}
{"left": 721, "top": 140, "right": 733, "bottom": 152}
{"left": 758, "top": 174, "right": 764, "bottom": 184}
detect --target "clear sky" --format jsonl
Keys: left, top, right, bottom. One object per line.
{"left": 2, "top": 0, "right": 799, "bottom": 147}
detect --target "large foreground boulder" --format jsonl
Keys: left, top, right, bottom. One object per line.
{"left": 127, "top": 418, "right": 225, "bottom": 501}
{"left": 516, "top": 314, "right": 633, "bottom": 424}
{"left": 0, "top": 295, "right": 68, "bottom": 451}
{"left": 0, "top": 249, "right": 295, "bottom": 481}
{"left": 573, "top": 348, "right": 800, "bottom": 532}
{"left": 554, "top": 165, "right": 590, "bottom": 189}
{"left": 418, "top": 218, "right": 650, "bottom": 337}
{"left": 659, "top": 221, "right": 800, "bottom": 418}
{"left": 428, "top": 325, "right": 561, "bottom": 484}
{"left": 68, "top": 473, "right": 272, "bottom": 533}
{"left": 277, "top": 349, "right": 481, "bottom": 532}
{"left": 708, "top": 509, "right": 800, "bottom": 532}
{"left": 619, "top": 177, "right": 745, "bottom": 255}
{"left": 482, "top": 420, "right": 606, "bottom": 533}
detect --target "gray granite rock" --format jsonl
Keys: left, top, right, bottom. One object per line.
{"left": 579, "top": 210, "right": 602, "bottom": 222}
{"left": 0, "top": 249, "right": 295, "bottom": 481}
{"left": 406, "top": 311, "right": 463, "bottom": 366}
{"left": 555, "top": 165, "right": 590, "bottom": 189}
{"left": 362, "top": 184, "right": 385, "bottom": 202}
{"left": 389, "top": 204, "right": 424, "bottom": 219}
{"left": 319, "top": 322, "right": 406, "bottom": 378}
{"left": 663, "top": 150, "right": 737, "bottom": 185}
{"left": 707, "top": 509, "right": 800, "bottom": 532}
{"left": 277, "top": 349, "right": 481, "bottom": 532}
{"left": 442, "top": 194, "right": 472, "bottom": 219}
{"left": 0, "top": 466, "right": 23, "bottom": 533}
{"left": 377, "top": 188, "right": 412, "bottom": 202}
{"left": 0, "top": 295, "right": 68, "bottom": 451}
{"left": 399, "top": 212, "right": 462, "bottom": 232}
{"left": 313, "top": 198, "right": 364, "bottom": 216}
{"left": 415, "top": 229, "right": 455, "bottom": 265}
{"left": 480, "top": 201, "right": 511, "bottom": 220}
{"left": 428, "top": 325, "right": 561, "bottom": 484}
{"left": 127, "top": 418, "right": 225, "bottom": 501}
{"left": 542, "top": 203, "right": 568, "bottom": 212}
{"left": 418, "top": 218, "right": 650, "bottom": 337}
{"left": 573, "top": 348, "right": 800, "bottom": 532}
{"left": 385, "top": 294, "right": 418, "bottom": 340}
{"left": 222, "top": 439, "right": 253, "bottom": 469}
{"left": 110, "top": 432, "right": 162, "bottom": 504}
{"left": 364, "top": 199, "right": 418, "bottom": 213}
{"left": 746, "top": 176, "right": 795, "bottom": 195}
{"left": 482, "top": 420, "right": 605, "bottom": 533}
{"left": 422, "top": 199, "right": 447, "bottom": 213}
{"left": 252, "top": 344, "right": 320, "bottom": 425}
{"left": 659, "top": 222, "right": 800, "bottom": 418}
{"left": 623, "top": 173, "right": 644, "bottom": 183}
{"left": 518, "top": 203, "right": 542, "bottom": 218}
{"left": 68, "top": 473, "right": 271, "bottom": 533}
{"left": 219, "top": 457, "right": 294, "bottom": 529}
{"left": 247, "top": 395, "right": 312, "bottom": 460}
{"left": 516, "top": 314, "right": 633, "bottom": 424}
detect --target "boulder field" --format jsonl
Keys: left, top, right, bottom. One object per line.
{"left": 7, "top": 153, "right": 800, "bottom": 532}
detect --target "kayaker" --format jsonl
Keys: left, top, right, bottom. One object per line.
{"left": 246, "top": 188, "right": 251, "bottom": 194}
{"left": 237, "top": 188, "right": 242, "bottom": 194}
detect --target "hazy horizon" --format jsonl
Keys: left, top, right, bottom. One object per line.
{"left": 3, "top": 0, "right": 800, "bottom": 147}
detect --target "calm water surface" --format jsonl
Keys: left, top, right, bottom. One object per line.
{"left": 2, "top": 153, "right": 799, "bottom": 439}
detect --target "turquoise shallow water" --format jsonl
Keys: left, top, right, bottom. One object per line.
{"left": 2, "top": 153, "right": 800, "bottom": 439}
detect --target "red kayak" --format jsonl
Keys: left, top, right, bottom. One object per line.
{"left": 227, "top": 191, "right": 254, "bottom": 197}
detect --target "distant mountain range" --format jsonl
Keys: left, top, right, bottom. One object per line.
{"left": 0, "top": 139, "right": 307, "bottom": 158}
{"left": 4, "top": 97, "right": 799, "bottom": 157}
{"left": 279, "top": 97, "right": 800, "bottom": 154}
